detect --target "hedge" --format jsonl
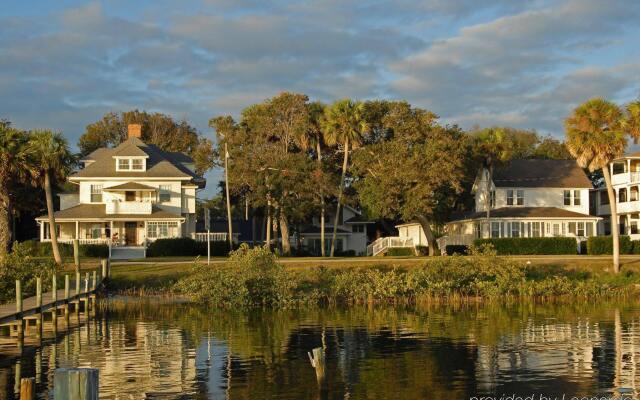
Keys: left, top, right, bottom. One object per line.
{"left": 445, "top": 245, "right": 469, "bottom": 256}
{"left": 586, "top": 236, "right": 633, "bottom": 255}
{"left": 473, "top": 237, "right": 577, "bottom": 255}
{"left": 14, "top": 240, "right": 109, "bottom": 258}
{"left": 386, "top": 247, "right": 415, "bottom": 257}
{"left": 146, "top": 237, "right": 234, "bottom": 257}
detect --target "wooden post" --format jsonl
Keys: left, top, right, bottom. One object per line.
{"left": 73, "top": 239, "right": 81, "bottom": 274}
{"left": 100, "top": 259, "right": 107, "bottom": 281}
{"left": 64, "top": 275, "right": 70, "bottom": 300}
{"left": 307, "top": 347, "right": 326, "bottom": 384}
{"left": 52, "top": 274, "right": 57, "bottom": 302}
{"left": 92, "top": 271, "right": 97, "bottom": 291}
{"left": 36, "top": 277, "right": 42, "bottom": 310}
{"left": 16, "top": 280, "right": 22, "bottom": 314}
{"left": 54, "top": 368, "right": 99, "bottom": 400}
{"left": 20, "top": 377, "right": 35, "bottom": 400}
{"left": 75, "top": 272, "right": 81, "bottom": 296}
{"left": 85, "top": 272, "right": 90, "bottom": 293}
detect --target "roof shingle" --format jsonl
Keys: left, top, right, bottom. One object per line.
{"left": 492, "top": 159, "right": 593, "bottom": 188}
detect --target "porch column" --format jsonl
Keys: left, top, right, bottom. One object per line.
{"left": 110, "top": 220, "right": 114, "bottom": 243}
{"left": 178, "top": 220, "right": 183, "bottom": 238}
{"left": 144, "top": 221, "right": 148, "bottom": 246}
{"left": 75, "top": 221, "right": 79, "bottom": 239}
{"left": 40, "top": 222, "right": 44, "bottom": 241}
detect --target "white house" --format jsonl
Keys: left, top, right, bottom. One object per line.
{"left": 440, "top": 159, "right": 600, "bottom": 248}
{"left": 592, "top": 152, "right": 640, "bottom": 238}
{"left": 298, "top": 205, "right": 373, "bottom": 255}
{"left": 36, "top": 124, "right": 205, "bottom": 257}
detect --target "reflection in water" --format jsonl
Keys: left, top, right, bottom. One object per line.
{"left": 1, "top": 299, "right": 640, "bottom": 399}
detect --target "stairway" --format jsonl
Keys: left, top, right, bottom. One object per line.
{"left": 366, "top": 237, "right": 415, "bottom": 256}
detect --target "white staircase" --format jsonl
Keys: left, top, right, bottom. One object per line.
{"left": 366, "top": 237, "right": 415, "bottom": 256}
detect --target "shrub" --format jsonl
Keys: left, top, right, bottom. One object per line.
{"left": 473, "top": 237, "right": 577, "bottom": 255}
{"left": 445, "top": 245, "right": 468, "bottom": 256}
{"left": 13, "top": 240, "right": 108, "bottom": 258}
{"left": 335, "top": 249, "right": 357, "bottom": 257}
{"left": 0, "top": 244, "right": 58, "bottom": 303}
{"left": 386, "top": 248, "right": 415, "bottom": 257}
{"left": 174, "top": 244, "right": 295, "bottom": 307}
{"left": 632, "top": 240, "right": 640, "bottom": 255}
{"left": 146, "top": 237, "right": 234, "bottom": 257}
{"left": 415, "top": 245, "right": 429, "bottom": 256}
{"left": 586, "top": 236, "right": 633, "bottom": 255}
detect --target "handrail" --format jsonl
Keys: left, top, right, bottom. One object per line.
{"left": 366, "top": 236, "right": 415, "bottom": 256}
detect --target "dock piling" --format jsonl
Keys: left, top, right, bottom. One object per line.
{"left": 20, "top": 377, "right": 35, "bottom": 400}
{"left": 75, "top": 272, "right": 81, "bottom": 296}
{"left": 36, "top": 277, "right": 42, "bottom": 310}
{"left": 16, "top": 280, "right": 22, "bottom": 314}
{"left": 54, "top": 368, "right": 99, "bottom": 400}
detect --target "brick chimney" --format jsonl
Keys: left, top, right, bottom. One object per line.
{"left": 128, "top": 124, "right": 142, "bottom": 139}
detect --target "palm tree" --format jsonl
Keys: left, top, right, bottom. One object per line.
{"left": 305, "top": 102, "right": 328, "bottom": 256}
{"left": 626, "top": 100, "right": 640, "bottom": 140}
{"left": 28, "top": 130, "right": 74, "bottom": 265}
{"left": 565, "top": 98, "right": 626, "bottom": 273}
{"left": 322, "top": 99, "right": 368, "bottom": 257}
{"left": 0, "top": 122, "right": 32, "bottom": 257}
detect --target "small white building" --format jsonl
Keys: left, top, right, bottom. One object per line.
{"left": 592, "top": 152, "right": 640, "bottom": 238}
{"left": 36, "top": 124, "right": 205, "bottom": 257}
{"left": 298, "top": 205, "right": 373, "bottom": 255}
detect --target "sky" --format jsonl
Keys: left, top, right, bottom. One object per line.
{"left": 2, "top": 0, "right": 640, "bottom": 196}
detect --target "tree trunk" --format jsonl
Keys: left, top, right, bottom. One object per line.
{"left": 317, "top": 141, "right": 326, "bottom": 257}
{"left": 273, "top": 214, "right": 280, "bottom": 253}
{"left": 603, "top": 166, "right": 620, "bottom": 273}
{"left": 45, "top": 172, "right": 62, "bottom": 265}
{"left": 279, "top": 212, "right": 291, "bottom": 256}
{"left": 416, "top": 215, "right": 436, "bottom": 256}
{"left": 485, "top": 162, "right": 493, "bottom": 239}
{"left": 0, "top": 184, "right": 10, "bottom": 257}
{"left": 224, "top": 142, "right": 233, "bottom": 252}
{"left": 251, "top": 213, "right": 256, "bottom": 246}
{"left": 265, "top": 196, "right": 271, "bottom": 249}
{"left": 330, "top": 138, "right": 349, "bottom": 257}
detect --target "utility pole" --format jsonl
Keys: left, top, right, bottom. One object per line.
{"left": 224, "top": 141, "right": 233, "bottom": 252}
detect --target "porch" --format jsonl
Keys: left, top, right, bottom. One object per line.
{"left": 39, "top": 219, "right": 183, "bottom": 247}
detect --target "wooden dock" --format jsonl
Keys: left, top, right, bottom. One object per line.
{"left": 0, "top": 260, "right": 110, "bottom": 349}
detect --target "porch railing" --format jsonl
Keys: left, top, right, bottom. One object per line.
{"left": 106, "top": 200, "right": 153, "bottom": 215}
{"left": 192, "top": 232, "right": 240, "bottom": 243}
{"left": 366, "top": 236, "right": 415, "bottom": 256}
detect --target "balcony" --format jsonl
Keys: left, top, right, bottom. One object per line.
{"left": 106, "top": 200, "right": 153, "bottom": 215}
{"left": 611, "top": 172, "right": 640, "bottom": 185}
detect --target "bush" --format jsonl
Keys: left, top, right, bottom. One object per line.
{"left": 445, "top": 245, "right": 468, "bottom": 256}
{"left": 632, "top": 240, "right": 640, "bottom": 254}
{"left": 174, "top": 244, "right": 295, "bottom": 307}
{"left": 386, "top": 248, "right": 415, "bottom": 257}
{"left": 1, "top": 244, "right": 58, "bottom": 303}
{"left": 146, "top": 237, "right": 234, "bottom": 257}
{"left": 586, "top": 236, "right": 633, "bottom": 255}
{"left": 473, "top": 237, "right": 577, "bottom": 255}
{"left": 335, "top": 249, "right": 356, "bottom": 257}
{"left": 13, "top": 240, "right": 108, "bottom": 258}
{"left": 415, "top": 245, "right": 429, "bottom": 256}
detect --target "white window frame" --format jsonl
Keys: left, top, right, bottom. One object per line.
{"left": 516, "top": 190, "right": 524, "bottom": 206}
{"left": 573, "top": 190, "right": 581, "bottom": 206}
{"left": 531, "top": 222, "right": 541, "bottom": 237}
{"left": 577, "top": 222, "right": 585, "bottom": 237}
{"left": 491, "top": 221, "right": 500, "bottom": 238}
{"left": 131, "top": 158, "right": 144, "bottom": 170}
{"left": 489, "top": 190, "right": 496, "bottom": 208}
{"left": 90, "top": 184, "right": 103, "bottom": 203}
{"left": 116, "top": 157, "right": 146, "bottom": 171}
{"left": 510, "top": 221, "right": 521, "bottom": 238}
{"left": 506, "top": 190, "right": 514, "bottom": 206}
{"left": 159, "top": 185, "right": 171, "bottom": 203}
{"left": 146, "top": 221, "right": 179, "bottom": 239}
{"left": 563, "top": 190, "right": 571, "bottom": 206}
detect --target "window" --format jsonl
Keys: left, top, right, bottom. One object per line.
{"left": 619, "top": 188, "right": 627, "bottom": 203}
{"left": 90, "top": 184, "right": 103, "bottom": 203}
{"left": 489, "top": 190, "right": 496, "bottom": 208}
{"left": 586, "top": 223, "right": 593, "bottom": 237}
{"left": 353, "top": 225, "right": 365, "bottom": 233}
{"left": 506, "top": 190, "right": 514, "bottom": 206}
{"left": 568, "top": 222, "right": 576, "bottom": 235}
{"left": 132, "top": 159, "right": 143, "bottom": 170}
{"left": 474, "top": 223, "right": 482, "bottom": 238}
{"left": 146, "top": 221, "right": 179, "bottom": 239}
{"left": 510, "top": 222, "right": 521, "bottom": 238}
{"left": 43, "top": 223, "right": 60, "bottom": 239}
{"left": 516, "top": 190, "right": 524, "bottom": 206}
{"left": 604, "top": 217, "right": 611, "bottom": 235}
{"left": 631, "top": 221, "right": 638, "bottom": 235}
{"left": 491, "top": 222, "right": 500, "bottom": 238}
{"left": 577, "top": 222, "right": 585, "bottom": 237}
{"left": 159, "top": 185, "right": 171, "bottom": 203}
{"left": 573, "top": 190, "right": 581, "bottom": 206}
{"left": 612, "top": 162, "right": 626, "bottom": 174}
{"left": 90, "top": 224, "right": 101, "bottom": 239}
{"left": 118, "top": 158, "right": 130, "bottom": 170}
{"left": 553, "top": 223, "right": 560, "bottom": 237}
{"left": 531, "top": 222, "right": 541, "bottom": 238}
{"left": 564, "top": 190, "right": 572, "bottom": 206}
{"left": 632, "top": 187, "right": 639, "bottom": 202}
{"left": 600, "top": 191, "right": 609, "bottom": 205}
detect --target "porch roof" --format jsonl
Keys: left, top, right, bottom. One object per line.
{"left": 35, "top": 204, "right": 184, "bottom": 221}
{"left": 447, "top": 207, "right": 601, "bottom": 223}
{"left": 104, "top": 182, "right": 157, "bottom": 191}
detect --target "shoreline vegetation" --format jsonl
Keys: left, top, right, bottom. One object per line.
{"left": 107, "top": 244, "right": 640, "bottom": 307}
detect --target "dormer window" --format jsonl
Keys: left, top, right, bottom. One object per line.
{"left": 116, "top": 157, "right": 146, "bottom": 171}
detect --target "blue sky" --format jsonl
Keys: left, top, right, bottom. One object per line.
{"left": 2, "top": 0, "right": 640, "bottom": 196}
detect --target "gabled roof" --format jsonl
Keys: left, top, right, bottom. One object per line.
{"left": 447, "top": 207, "right": 599, "bottom": 222}
{"left": 104, "top": 182, "right": 157, "bottom": 191}
{"left": 70, "top": 137, "right": 203, "bottom": 184}
{"left": 492, "top": 159, "right": 593, "bottom": 188}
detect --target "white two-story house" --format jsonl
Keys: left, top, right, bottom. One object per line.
{"left": 441, "top": 159, "right": 600, "bottom": 247}
{"left": 592, "top": 152, "right": 640, "bottom": 238}
{"left": 36, "top": 124, "right": 205, "bottom": 256}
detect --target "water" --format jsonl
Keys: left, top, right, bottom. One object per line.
{"left": 1, "top": 298, "right": 640, "bottom": 399}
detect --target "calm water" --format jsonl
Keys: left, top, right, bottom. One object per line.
{"left": 1, "top": 298, "right": 640, "bottom": 399}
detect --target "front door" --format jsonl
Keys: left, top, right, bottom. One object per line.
{"left": 125, "top": 222, "right": 137, "bottom": 246}
{"left": 125, "top": 191, "right": 136, "bottom": 201}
